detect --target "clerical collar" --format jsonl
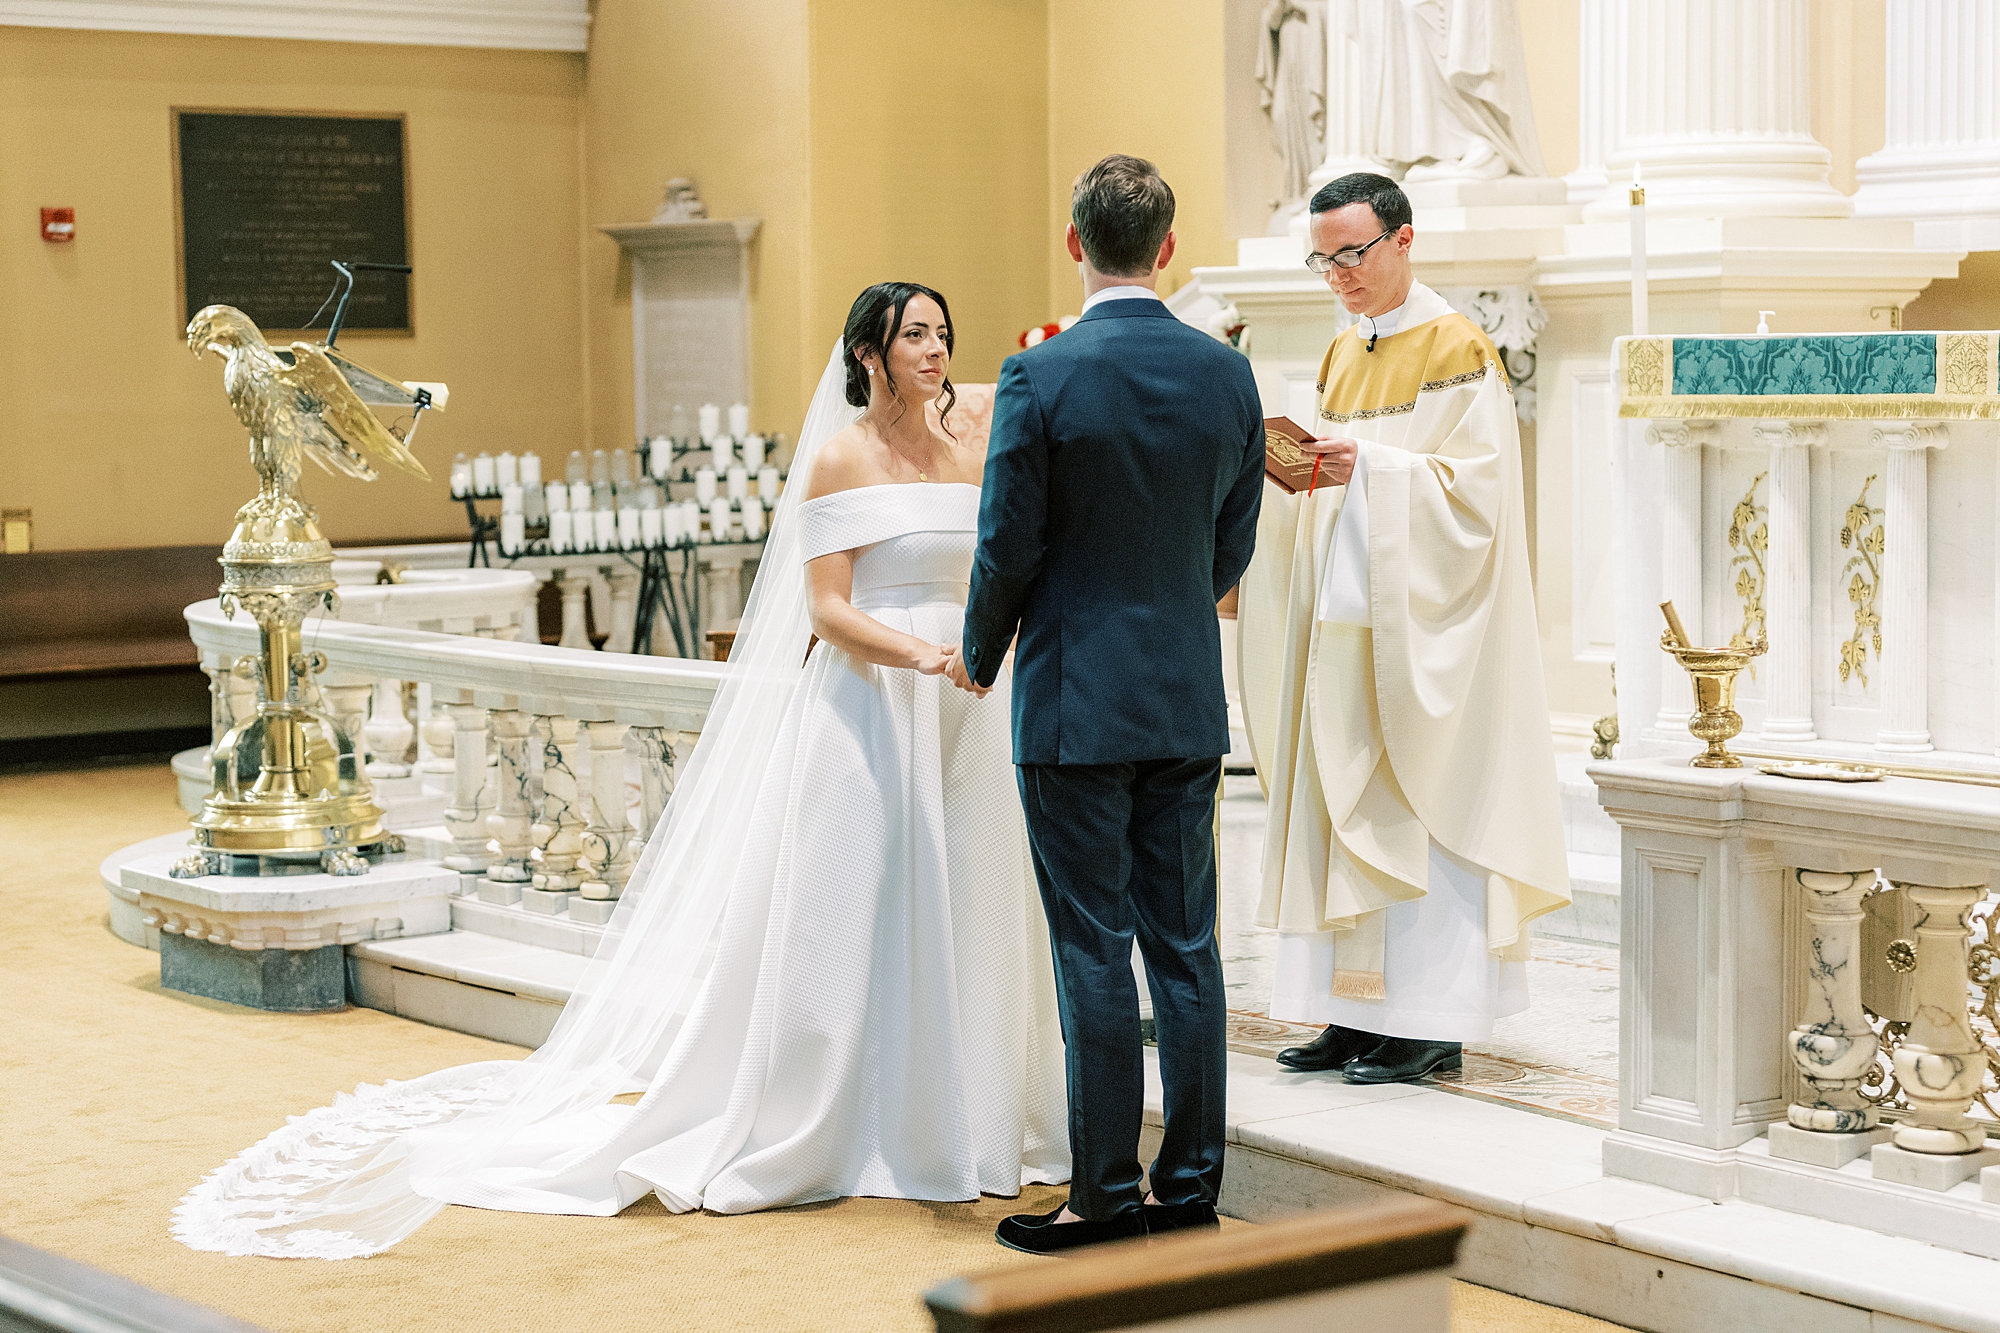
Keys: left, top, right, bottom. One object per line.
{"left": 1358, "top": 294, "right": 1412, "bottom": 352}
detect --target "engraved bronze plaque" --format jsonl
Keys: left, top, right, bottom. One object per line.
{"left": 174, "top": 109, "right": 411, "bottom": 336}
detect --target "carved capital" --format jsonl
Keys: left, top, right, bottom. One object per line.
{"left": 1869, "top": 423, "right": 1949, "bottom": 452}
{"left": 1646, "top": 420, "right": 1719, "bottom": 450}
{"left": 1750, "top": 422, "right": 1828, "bottom": 450}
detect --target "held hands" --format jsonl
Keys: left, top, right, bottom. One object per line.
{"left": 1303, "top": 435, "right": 1360, "bottom": 486}
{"left": 942, "top": 647, "right": 990, "bottom": 698}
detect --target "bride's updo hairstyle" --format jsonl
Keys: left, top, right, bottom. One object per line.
{"left": 842, "top": 281, "right": 957, "bottom": 435}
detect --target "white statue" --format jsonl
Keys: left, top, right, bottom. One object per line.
{"left": 1257, "top": 0, "right": 1326, "bottom": 218}
{"left": 1345, "top": 0, "right": 1545, "bottom": 182}
{"left": 653, "top": 177, "right": 708, "bottom": 224}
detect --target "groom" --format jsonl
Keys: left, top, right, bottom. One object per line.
{"left": 953, "top": 154, "right": 1266, "bottom": 1253}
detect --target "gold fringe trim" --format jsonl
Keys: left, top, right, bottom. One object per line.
{"left": 1620, "top": 394, "right": 2000, "bottom": 421}
{"left": 1332, "top": 969, "right": 1387, "bottom": 1001}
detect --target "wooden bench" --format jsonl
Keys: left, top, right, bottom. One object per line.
{"left": 0, "top": 546, "right": 221, "bottom": 682}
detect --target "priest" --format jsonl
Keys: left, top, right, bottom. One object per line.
{"left": 1237, "top": 173, "right": 1569, "bottom": 1084}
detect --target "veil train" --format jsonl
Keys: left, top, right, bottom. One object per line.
{"left": 174, "top": 344, "right": 862, "bottom": 1259}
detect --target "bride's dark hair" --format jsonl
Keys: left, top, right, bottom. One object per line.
{"left": 842, "top": 281, "right": 956, "bottom": 435}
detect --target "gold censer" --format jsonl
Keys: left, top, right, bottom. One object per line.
{"left": 1659, "top": 600, "right": 1765, "bottom": 769}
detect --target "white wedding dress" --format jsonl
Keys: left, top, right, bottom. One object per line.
{"left": 173, "top": 354, "right": 1069, "bottom": 1259}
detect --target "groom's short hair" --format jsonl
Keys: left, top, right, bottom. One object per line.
{"left": 1309, "top": 172, "right": 1413, "bottom": 232}
{"left": 1072, "top": 155, "right": 1176, "bottom": 277}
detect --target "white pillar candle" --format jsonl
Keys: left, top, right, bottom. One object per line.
{"left": 523, "top": 482, "right": 546, "bottom": 527}
{"left": 709, "top": 497, "right": 732, "bottom": 542}
{"left": 500, "top": 483, "right": 523, "bottom": 515}
{"left": 649, "top": 436, "right": 672, "bottom": 479}
{"left": 500, "top": 512, "right": 525, "bottom": 556}
{"left": 640, "top": 505, "right": 663, "bottom": 548}
{"left": 663, "top": 505, "right": 683, "bottom": 547}
{"left": 758, "top": 466, "right": 780, "bottom": 502}
{"left": 568, "top": 480, "right": 592, "bottom": 514}
{"left": 728, "top": 403, "right": 750, "bottom": 439}
{"left": 594, "top": 507, "right": 617, "bottom": 550}
{"left": 695, "top": 467, "right": 718, "bottom": 504}
{"left": 497, "top": 451, "right": 518, "bottom": 488}
{"left": 549, "top": 509, "right": 572, "bottom": 553}
{"left": 617, "top": 505, "right": 641, "bottom": 549}
{"left": 727, "top": 466, "right": 748, "bottom": 500}
{"left": 611, "top": 449, "right": 633, "bottom": 488}
{"left": 742, "top": 434, "right": 765, "bottom": 472}
{"left": 450, "top": 453, "right": 471, "bottom": 497}
{"left": 545, "top": 481, "right": 567, "bottom": 513}
{"left": 714, "top": 434, "right": 737, "bottom": 472}
{"left": 1629, "top": 163, "right": 1648, "bottom": 337}
{"left": 472, "top": 452, "right": 496, "bottom": 495}
{"left": 699, "top": 403, "right": 721, "bottom": 444}
{"left": 741, "top": 500, "right": 766, "bottom": 541}
{"left": 681, "top": 499, "right": 702, "bottom": 543}
{"left": 520, "top": 452, "right": 542, "bottom": 487}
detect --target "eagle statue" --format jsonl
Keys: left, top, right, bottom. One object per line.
{"left": 186, "top": 304, "right": 433, "bottom": 500}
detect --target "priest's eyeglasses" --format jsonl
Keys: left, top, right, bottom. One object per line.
{"left": 1306, "top": 229, "right": 1394, "bottom": 273}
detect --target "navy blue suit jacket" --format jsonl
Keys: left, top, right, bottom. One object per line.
{"left": 962, "top": 296, "right": 1265, "bottom": 766}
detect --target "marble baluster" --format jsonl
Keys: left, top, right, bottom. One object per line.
{"left": 630, "top": 727, "right": 677, "bottom": 840}
{"left": 319, "top": 683, "right": 373, "bottom": 788}
{"left": 1783, "top": 870, "right": 1882, "bottom": 1142}
{"left": 527, "top": 715, "right": 586, "bottom": 907}
{"left": 605, "top": 567, "right": 641, "bottom": 654}
{"left": 577, "top": 721, "right": 635, "bottom": 921}
{"left": 1648, "top": 421, "right": 1711, "bottom": 730}
{"left": 482, "top": 709, "right": 536, "bottom": 901}
{"left": 1887, "top": 881, "right": 1991, "bottom": 1155}
{"left": 556, "top": 571, "right": 593, "bottom": 650}
{"left": 1756, "top": 422, "right": 1820, "bottom": 741}
{"left": 440, "top": 701, "right": 492, "bottom": 878}
{"left": 418, "top": 691, "right": 455, "bottom": 796}
{"left": 364, "top": 677, "right": 414, "bottom": 777}
{"left": 1872, "top": 425, "right": 1944, "bottom": 753}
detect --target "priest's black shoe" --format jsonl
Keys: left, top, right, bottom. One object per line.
{"left": 994, "top": 1204, "right": 1147, "bottom": 1255}
{"left": 1343, "top": 1037, "right": 1462, "bottom": 1084}
{"left": 1142, "top": 1200, "right": 1220, "bottom": 1235}
{"left": 1274, "top": 1023, "right": 1383, "bottom": 1073}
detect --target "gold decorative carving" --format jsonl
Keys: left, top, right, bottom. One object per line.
{"left": 1728, "top": 472, "right": 1768, "bottom": 676}
{"left": 1938, "top": 332, "right": 1993, "bottom": 397}
{"left": 1838, "top": 475, "right": 1883, "bottom": 687}
{"left": 1623, "top": 337, "right": 1668, "bottom": 398}
{"left": 1863, "top": 893, "right": 2000, "bottom": 1124}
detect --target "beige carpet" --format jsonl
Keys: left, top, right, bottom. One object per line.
{"left": 0, "top": 763, "right": 1628, "bottom": 1332}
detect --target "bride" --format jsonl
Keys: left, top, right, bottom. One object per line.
{"left": 175, "top": 282, "right": 1070, "bottom": 1258}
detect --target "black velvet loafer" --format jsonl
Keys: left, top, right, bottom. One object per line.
{"left": 1142, "top": 1200, "right": 1220, "bottom": 1234}
{"left": 1274, "top": 1023, "right": 1384, "bottom": 1073}
{"left": 1342, "top": 1037, "right": 1462, "bottom": 1084}
{"left": 995, "top": 1204, "right": 1147, "bottom": 1255}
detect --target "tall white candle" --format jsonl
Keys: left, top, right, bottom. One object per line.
{"left": 695, "top": 467, "right": 718, "bottom": 504}
{"left": 741, "top": 500, "right": 766, "bottom": 542}
{"left": 1629, "top": 162, "right": 1649, "bottom": 337}
{"left": 594, "top": 508, "right": 617, "bottom": 549}
{"left": 742, "top": 433, "right": 765, "bottom": 472}
{"left": 727, "top": 466, "right": 748, "bottom": 500}
{"left": 648, "top": 436, "right": 672, "bottom": 480}
{"left": 699, "top": 403, "right": 721, "bottom": 444}
{"left": 640, "top": 505, "right": 662, "bottom": 548}
{"left": 617, "top": 506, "right": 640, "bottom": 549}
{"left": 758, "top": 466, "right": 780, "bottom": 502}
{"left": 545, "top": 481, "right": 567, "bottom": 513}
{"left": 728, "top": 403, "right": 750, "bottom": 439}
{"left": 568, "top": 480, "right": 591, "bottom": 515}
{"left": 500, "top": 512, "right": 525, "bottom": 555}
{"left": 497, "top": 451, "right": 518, "bottom": 488}
{"left": 680, "top": 499, "right": 701, "bottom": 543}
{"left": 450, "top": 453, "right": 470, "bottom": 497}
{"left": 472, "top": 452, "right": 496, "bottom": 495}
{"left": 520, "top": 452, "right": 541, "bottom": 487}
{"left": 709, "top": 497, "right": 733, "bottom": 542}
{"left": 500, "top": 483, "right": 523, "bottom": 515}
{"left": 713, "top": 433, "right": 736, "bottom": 472}
{"left": 549, "top": 509, "right": 572, "bottom": 553}
{"left": 663, "top": 505, "right": 683, "bottom": 547}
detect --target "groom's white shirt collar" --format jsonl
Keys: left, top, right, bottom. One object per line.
{"left": 1081, "top": 285, "right": 1163, "bottom": 315}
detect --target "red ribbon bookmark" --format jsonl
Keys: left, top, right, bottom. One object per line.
{"left": 1308, "top": 454, "right": 1323, "bottom": 495}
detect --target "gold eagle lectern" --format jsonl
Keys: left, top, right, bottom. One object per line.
{"left": 174, "top": 304, "right": 441, "bottom": 878}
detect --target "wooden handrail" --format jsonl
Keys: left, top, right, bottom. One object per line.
{"left": 924, "top": 1197, "right": 1468, "bottom": 1333}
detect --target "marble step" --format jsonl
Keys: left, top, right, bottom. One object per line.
{"left": 347, "top": 930, "right": 582, "bottom": 1049}
{"left": 1532, "top": 849, "right": 1621, "bottom": 945}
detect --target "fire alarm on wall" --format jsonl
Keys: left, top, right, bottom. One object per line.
{"left": 41, "top": 208, "right": 74, "bottom": 242}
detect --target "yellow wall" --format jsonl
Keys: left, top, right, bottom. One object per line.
{"left": 0, "top": 26, "right": 586, "bottom": 552}
{"left": 580, "top": 1, "right": 811, "bottom": 450}
{"left": 806, "top": 0, "right": 1050, "bottom": 388}
{"left": 1044, "top": 0, "right": 1230, "bottom": 315}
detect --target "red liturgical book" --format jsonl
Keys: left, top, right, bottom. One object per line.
{"left": 1263, "top": 415, "right": 1325, "bottom": 494}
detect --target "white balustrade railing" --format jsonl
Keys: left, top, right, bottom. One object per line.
{"left": 185, "top": 597, "right": 721, "bottom": 922}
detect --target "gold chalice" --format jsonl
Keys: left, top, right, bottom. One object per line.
{"left": 1659, "top": 601, "right": 1765, "bottom": 769}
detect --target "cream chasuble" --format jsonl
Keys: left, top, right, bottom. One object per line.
{"left": 1239, "top": 282, "right": 1569, "bottom": 1030}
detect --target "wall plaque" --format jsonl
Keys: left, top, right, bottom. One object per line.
{"left": 174, "top": 109, "right": 411, "bottom": 336}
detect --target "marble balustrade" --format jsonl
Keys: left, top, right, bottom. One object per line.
{"left": 184, "top": 597, "right": 717, "bottom": 925}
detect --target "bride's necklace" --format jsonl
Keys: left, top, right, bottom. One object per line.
{"left": 877, "top": 425, "right": 939, "bottom": 482}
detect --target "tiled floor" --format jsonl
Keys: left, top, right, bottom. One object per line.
{"left": 1215, "top": 776, "right": 1621, "bottom": 1127}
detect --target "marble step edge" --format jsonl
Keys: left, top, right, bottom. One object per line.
{"left": 1141, "top": 1053, "right": 2000, "bottom": 1333}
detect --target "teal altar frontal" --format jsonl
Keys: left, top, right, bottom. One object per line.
{"left": 1609, "top": 330, "right": 2000, "bottom": 773}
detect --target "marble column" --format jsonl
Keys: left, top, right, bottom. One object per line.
{"left": 440, "top": 701, "right": 491, "bottom": 875}
{"left": 1782, "top": 870, "right": 1881, "bottom": 1139}
{"left": 1584, "top": 0, "right": 1851, "bottom": 223}
{"left": 1565, "top": 0, "right": 1626, "bottom": 206}
{"left": 555, "top": 571, "right": 592, "bottom": 650}
{"left": 1648, "top": 421, "right": 1712, "bottom": 729}
{"left": 1888, "top": 881, "right": 1990, "bottom": 1155}
{"left": 482, "top": 709, "right": 536, "bottom": 899}
{"left": 528, "top": 715, "right": 586, "bottom": 901}
{"left": 1871, "top": 425, "right": 1944, "bottom": 753}
{"left": 1852, "top": 0, "right": 2000, "bottom": 249}
{"left": 1753, "top": 423, "right": 1820, "bottom": 741}
{"left": 578, "top": 720, "right": 636, "bottom": 912}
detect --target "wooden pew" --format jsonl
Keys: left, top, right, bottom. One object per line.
{"left": 925, "top": 1198, "right": 1466, "bottom": 1333}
